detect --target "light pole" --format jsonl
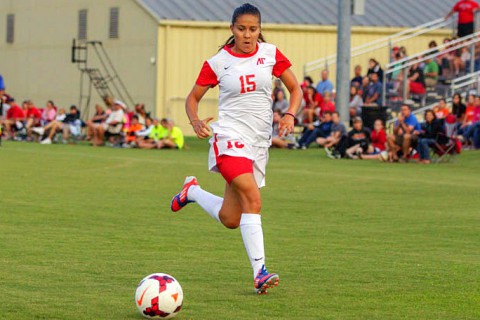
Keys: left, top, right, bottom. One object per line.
{"left": 335, "top": 0, "right": 352, "bottom": 123}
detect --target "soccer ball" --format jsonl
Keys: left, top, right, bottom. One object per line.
{"left": 135, "top": 273, "right": 183, "bottom": 319}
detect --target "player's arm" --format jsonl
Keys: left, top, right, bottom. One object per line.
{"left": 185, "top": 84, "right": 213, "bottom": 139}
{"left": 278, "top": 69, "right": 302, "bottom": 137}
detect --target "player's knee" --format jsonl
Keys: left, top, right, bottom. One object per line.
{"left": 240, "top": 193, "right": 262, "bottom": 213}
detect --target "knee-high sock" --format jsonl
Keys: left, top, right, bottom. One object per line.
{"left": 240, "top": 213, "right": 265, "bottom": 278}
{"left": 188, "top": 185, "right": 222, "bottom": 222}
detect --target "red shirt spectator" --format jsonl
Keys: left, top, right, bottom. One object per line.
{"left": 6, "top": 104, "right": 25, "bottom": 119}
{"left": 26, "top": 105, "right": 41, "bottom": 119}
{"left": 319, "top": 101, "right": 336, "bottom": 117}
{"left": 453, "top": 0, "right": 479, "bottom": 24}
{"left": 371, "top": 128, "right": 387, "bottom": 151}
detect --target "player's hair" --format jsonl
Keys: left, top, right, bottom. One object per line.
{"left": 219, "top": 3, "right": 265, "bottom": 50}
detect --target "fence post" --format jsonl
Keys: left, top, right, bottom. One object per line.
{"left": 402, "top": 68, "right": 408, "bottom": 102}
{"left": 382, "top": 71, "right": 387, "bottom": 107}
{"left": 470, "top": 42, "right": 475, "bottom": 74}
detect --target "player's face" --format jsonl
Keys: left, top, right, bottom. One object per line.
{"left": 231, "top": 14, "right": 261, "bottom": 54}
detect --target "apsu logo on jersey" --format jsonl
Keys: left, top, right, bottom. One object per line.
{"left": 257, "top": 57, "right": 266, "bottom": 65}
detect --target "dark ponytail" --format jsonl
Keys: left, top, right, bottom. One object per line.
{"left": 219, "top": 3, "right": 265, "bottom": 50}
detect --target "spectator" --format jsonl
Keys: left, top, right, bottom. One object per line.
{"left": 446, "top": 0, "right": 480, "bottom": 38}
{"left": 408, "top": 61, "right": 426, "bottom": 96}
{"left": 0, "top": 74, "right": 5, "bottom": 98}
{"left": 297, "top": 111, "right": 333, "bottom": 149}
{"left": 124, "top": 115, "right": 144, "bottom": 147}
{"left": 433, "top": 98, "right": 451, "bottom": 119}
{"left": 2, "top": 99, "right": 25, "bottom": 139}
{"left": 156, "top": 119, "right": 184, "bottom": 149}
{"left": 303, "top": 86, "right": 323, "bottom": 124}
{"left": 351, "top": 65, "right": 363, "bottom": 87}
{"left": 423, "top": 57, "right": 439, "bottom": 88}
{"left": 272, "top": 90, "right": 289, "bottom": 114}
{"left": 451, "top": 93, "right": 467, "bottom": 123}
{"left": 349, "top": 86, "right": 364, "bottom": 119}
{"left": 134, "top": 103, "right": 148, "bottom": 126}
{"left": 271, "top": 110, "right": 294, "bottom": 149}
{"left": 463, "top": 95, "right": 480, "bottom": 148}
{"left": 91, "top": 100, "right": 125, "bottom": 146}
{"left": 359, "top": 76, "right": 370, "bottom": 101}
{"left": 137, "top": 118, "right": 168, "bottom": 149}
{"left": 345, "top": 117, "right": 371, "bottom": 159}
{"left": 428, "top": 41, "right": 439, "bottom": 55}
{"left": 38, "top": 106, "right": 81, "bottom": 144}
{"left": 86, "top": 104, "right": 108, "bottom": 140}
{"left": 367, "top": 58, "right": 384, "bottom": 81}
{"left": 361, "top": 119, "right": 388, "bottom": 160}
{"left": 272, "top": 78, "right": 286, "bottom": 102}
{"left": 321, "top": 111, "right": 348, "bottom": 158}
{"left": 41, "top": 101, "right": 57, "bottom": 125}
{"left": 417, "top": 109, "right": 444, "bottom": 164}
{"left": 387, "top": 104, "right": 420, "bottom": 162}
{"left": 315, "top": 70, "right": 333, "bottom": 95}
{"left": 364, "top": 73, "right": 383, "bottom": 106}
{"left": 24, "top": 100, "right": 42, "bottom": 141}
{"left": 318, "top": 91, "right": 335, "bottom": 118}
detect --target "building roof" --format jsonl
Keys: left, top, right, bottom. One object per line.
{"left": 136, "top": 0, "right": 457, "bottom": 28}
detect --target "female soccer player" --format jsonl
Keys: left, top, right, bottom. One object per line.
{"left": 171, "top": 3, "right": 302, "bottom": 294}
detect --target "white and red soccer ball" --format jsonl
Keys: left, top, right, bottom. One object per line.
{"left": 135, "top": 273, "right": 183, "bottom": 319}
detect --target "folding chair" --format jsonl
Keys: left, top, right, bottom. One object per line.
{"left": 430, "top": 115, "right": 461, "bottom": 163}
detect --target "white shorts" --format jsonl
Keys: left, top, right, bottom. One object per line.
{"left": 208, "top": 133, "right": 269, "bottom": 188}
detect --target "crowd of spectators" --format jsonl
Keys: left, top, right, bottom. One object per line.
{"left": 0, "top": 90, "right": 185, "bottom": 150}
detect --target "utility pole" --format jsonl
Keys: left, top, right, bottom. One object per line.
{"left": 336, "top": 0, "right": 352, "bottom": 123}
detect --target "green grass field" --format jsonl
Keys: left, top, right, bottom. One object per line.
{"left": 1, "top": 140, "right": 479, "bottom": 319}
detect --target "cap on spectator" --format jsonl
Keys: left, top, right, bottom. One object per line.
{"left": 114, "top": 100, "right": 126, "bottom": 109}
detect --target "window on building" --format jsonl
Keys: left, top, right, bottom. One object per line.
{"left": 6, "top": 14, "right": 14, "bottom": 43}
{"left": 109, "top": 7, "right": 119, "bottom": 39}
{"left": 78, "top": 9, "right": 88, "bottom": 40}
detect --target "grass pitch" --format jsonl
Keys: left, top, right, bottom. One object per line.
{"left": 0, "top": 140, "right": 479, "bottom": 319}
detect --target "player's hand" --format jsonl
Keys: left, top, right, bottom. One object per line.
{"left": 279, "top": 114, "right": 295, "bottom": 137}
{"left": 191, "top": 117, "right": 213, "bottom": 139}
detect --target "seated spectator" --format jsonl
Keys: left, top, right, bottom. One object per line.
{"left": 367, "top": 58, "right": 384, "bottom": 81}
{"left": 349, "top": 86, "right": 364, "bottom": 120}
{"left": 387, "top": 104, "right": 421, "bottom": 162}
{"left": 1, "top": 95, "right": 12, "bottom": 119}
{"left": 137, "top": 118, "right": 168, "bottom": 149}
{"left": 297, "top": 111, "right": 333, "bottom": 149}
{"left": 272, "top": 78, "right": 286, "bottom": 102}
{"left": 351, "top": 65, "right": 363, "bottom": 88}
{"left": 417, "top": 109, "right": 444, "bottom": 164}
{"left": 451, "top": 93, "right": 467, "bottom": 128}
{"left": 41, "top": 101, "right": 57, "bottom": 125}
{"left": 302, "top": 86, "right": 323, "bottom": 124}
{"left": 315, "top": 69, "right": 333, "bottom": 95}
{"left": 359, "top": 76, "right": 370, "bottom": 101}
{"left": 320, "top": 111, "right": 348, "bottom": 158}
{"left": 91, "top": 100, "right": 125, "bottom": 146}
{"left": 361, "top": 119, "right": 388, "bottom": 160}
{"left": 134, "top": 103, "right": 149, "bottom": 126}
{"left": 2, "top": 98, "right": 25, "bottom": 140}
{"left": 24, "top": 100, "right": 42, "bottom": 141}
{"left": 364, "top": 73, "right": 383, "bottom": 106}
{"left": 86, "top": 104, "right": 108, "bottom": 140}
{"left": 433, "top": 98, "right": 451, "bottom": 119}
{"left": 408, "top": 61, "right": 426, "bottom": 96}
{"left": 38, "top": 106, "right": 82, "bottom": 144}
{"left": 318, "top": 91, "right": 336, "bottom": 118}
{"left": 345, "top": 117, "right": 371, "bottom": 159}
{"left": 156, "top": 119, "right": 185, "bottom": 149}
{"left": 124, "top": 115, "right": 144, "bottom": 147}
{"left": 272, "top": 90, "right": 289, "bottom": 114}
{"left": 271, "top": 110, "right": 295, "bottom": 149}
{"left": 462, "top": 95, "right": 480, "bottom": 148}
{"left": 423, "top": 57, "right": 439, "bottom": 88}
{"left": 302, "top": 76, "right": 314, "bottom": 88}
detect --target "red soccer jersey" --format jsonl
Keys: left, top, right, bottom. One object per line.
{"left": 454, "top": 0, "right": 480, "bottom": 24}
{"left": 371, "top": 129, "right": 387, "bottom": 151}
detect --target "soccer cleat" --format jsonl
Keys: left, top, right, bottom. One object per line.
{"left": 170, "top": 176, "right": 198, "bottom": 212}
{"left": 254, "top": 265, "right": 279, "bottom": 294}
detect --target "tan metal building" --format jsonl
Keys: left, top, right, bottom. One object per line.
{"left": 0, "top": 0, "right": 454, "bottom": 135}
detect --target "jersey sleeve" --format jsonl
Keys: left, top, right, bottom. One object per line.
{"left": 195, "top": 61, "right": 219, "bottom": 87}
{"left": 272, "top": 48, "right": 292, "bottom": 78}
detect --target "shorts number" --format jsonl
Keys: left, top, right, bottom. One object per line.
{"left": 239, "top": 75, "right": 256, "bottom": 94}
{"left": 227, "top": 141, "right": 245, "bottom": 149}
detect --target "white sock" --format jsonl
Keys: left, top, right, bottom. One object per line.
{"left": 240, "top": 213, "right": 265, "bottom": 278}
{"left": 188, "top": 185, "right": 222, "bottom": 222}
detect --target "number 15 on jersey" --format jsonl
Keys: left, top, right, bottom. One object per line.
{"left": 239, "top": 74, "right": 256, "bottom": 94}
